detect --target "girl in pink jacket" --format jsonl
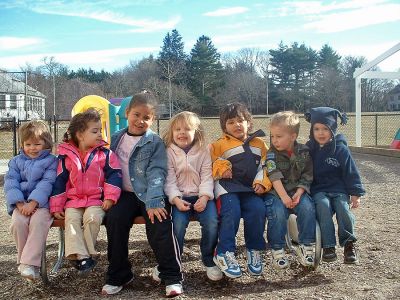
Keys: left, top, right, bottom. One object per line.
{"left": 162, "top": 111, "right": 222, "bottom": 281}
{"left": 50, "top": 109, "right": 121, "bottom": 275}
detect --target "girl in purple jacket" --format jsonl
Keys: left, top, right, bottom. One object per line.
{"left": 50, "top": 109, "right": 122, "bottom": 276}
{"left": 5, "top": 120, "right": 57, "bottom": 281}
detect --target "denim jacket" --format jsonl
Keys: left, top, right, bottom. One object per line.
{"left": 111, "top": 128, "right": 167, "bottom": 209}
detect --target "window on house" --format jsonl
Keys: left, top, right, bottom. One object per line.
{"left": 0, "top": 94, "right": 6, "bottom": 109}
{"left": 10, "top": 95, "right": 17, "bottom": 109}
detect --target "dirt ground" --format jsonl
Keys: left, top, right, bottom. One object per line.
{"left": 0, "top": 152, "right": 399, "bottom": 300}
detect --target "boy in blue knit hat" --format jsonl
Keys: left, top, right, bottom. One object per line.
{"left": 305, "top": 107, "right": 365, "bottom": 264}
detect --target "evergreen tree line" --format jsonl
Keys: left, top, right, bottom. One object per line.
{"left": 19, "top": 30, "right": 397, "bottom": 119}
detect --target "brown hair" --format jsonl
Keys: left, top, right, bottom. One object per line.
{"left": 19, "top": 120, "right": 53, "bottom": 149}
{"left": 126, "top": 90, "right": 158, "bottom": 115}
{"left": 162, "top": 111, "right": 206, "bottom": 148}
{"left": 219, "top": 102, "right": 253, "bottom": 133}
{"left": 270, "top": 111, "right": 300, "bottom": 135}
{"left": 64, "top": 108, "right": 101, "bottom": 146}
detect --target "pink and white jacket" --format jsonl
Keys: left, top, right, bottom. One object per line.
{"left": 50, "top": 141, "right": 122, "bottom": 213}
{"left": 164, "top": 143, "right": 214, "bottom": 203}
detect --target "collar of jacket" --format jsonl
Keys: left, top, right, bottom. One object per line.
{"left": 19, "top": 148, "right": 51, "bottom": 159}
{"left": 57, "top": 140, "right": 108, "bottom": 156}
{"left": 223, "top": 129, "right": 266, "bottom": 144}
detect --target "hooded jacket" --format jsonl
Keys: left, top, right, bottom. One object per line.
{"left": 50, "top": 141, "right": 122, "bottom": 213}
{"left": 210, "top": 129, "right": 272, "bottom": 198}
{"left": 5, "top": 149, "right": 57, "bottom": 216}
{"left": 306, "top": 134, "right": 365, "bottom": 197}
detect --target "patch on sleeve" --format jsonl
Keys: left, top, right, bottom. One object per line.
{"left": 266, "top": 160, "right": 276, "bottom": 172}
{"left": 267, "top": 152, "right": 275, "bottom": 160}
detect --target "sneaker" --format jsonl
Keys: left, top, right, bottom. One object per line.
{"left": 295, "top": 244, "right": 315, "bottom": 267}
{"left": 101, "top": 276, "right": 134, "bottom": 295}
{"left": 205, "top": 266, "right": 223, "bottom": 281}
{"left": 166, "top": 283, "right": 183, "bottom": 297}
{"left": 78, "top": 257, "right": 97, "bottom": 276}
{"left": 322, "top": 247, "right": 337, "bottom": 262}
{"left": 246, "top": 249, "right": 263, "bottom": 276}
{"left": 213, "top": 251, "right": 242, "bottom": 278}
{"left": 152, "top": 265, "right": 161, "bottom": 283}
{"left": 344, "top": 241, "right": 359, "bottom": 264}
{"left": 19, "top": 264, "right": 40, "bottom": 281}
{"left": 271, "top": 249, "right": 289, "bottom": 269}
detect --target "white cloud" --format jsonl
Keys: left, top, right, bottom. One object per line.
{"left": 203, "top": 6, "right": 249, "bottom": 17}
{"left": 0, "top": 37, "right": 43, "bottom": 50}
{"left": 0, "top": 47, "right": 159, "bottom": 71}
{"left": 304, "top": 3, "right": 400, "bottom": 33}
{"left": 15, "top": 1, "right": 180, "bottom": 33}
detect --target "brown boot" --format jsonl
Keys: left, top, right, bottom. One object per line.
{"left": 344, "top": 241, "right": 359, "bottom": 264}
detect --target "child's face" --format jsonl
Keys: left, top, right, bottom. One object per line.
{"left": 173, "top": 120, "right": 195, "bottom": 149}
{"left": 77, "top": 120, "right": 103, "bottom": 150}
{"left": 126, "top": 104, "right": 154, "bottom": 136}
{"left": 270, "top": 124, "right": 297, "bottom": 152}
{"left": 313, "top": 123, "right": 332, "bottom": 145}
{"left": 23, "top": 137, "right": 46, "bottom": 158}
{"left": 225, "top": 115, "right": 249, "bottom": 141}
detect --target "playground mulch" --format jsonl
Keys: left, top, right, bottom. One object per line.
{"left": 0, "top": 152, "right": 399, "bottom": 299}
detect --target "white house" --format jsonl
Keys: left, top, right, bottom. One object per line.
{"left": 0, "top": 71, "right": 46, "bottom": 121}
{"left": 387, "top": 85, "right": 400, "bottom": 111}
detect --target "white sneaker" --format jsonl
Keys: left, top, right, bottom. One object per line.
{"left": 166, "top": 283, "right": 183, "bottom": 297}
{"left": 19, "top": 264, "right": 39, "bottom": 281}
{"left": 101, "top": 284, "right": 123, "bottom": 295}
{"left": 271, "top": 248, "right": 289, "bottom": 270}
{"left": 206, "top": 266, "right": 223, "bottom": 281}
{"left": 101, "top": 276, "right": 134, "bottom": 295}
{"left": 296, "top": 244, "right": 315, "bottom": 267}
{"left": 152, "top": 265, "right": 161, "bottom": 283}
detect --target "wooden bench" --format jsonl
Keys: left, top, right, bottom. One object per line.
{"left": 40, "top": 216, "right": 147, "bottom": 284}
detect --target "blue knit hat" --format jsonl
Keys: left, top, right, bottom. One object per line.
{"left": 305, "top": 107, "right": 348, "bottom": 138}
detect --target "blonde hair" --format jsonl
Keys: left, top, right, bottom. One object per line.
{"left": 19, "top": 120, "right": 53, "bottom": 150}
{"left": 162, "top": 111, "right": 205, "bottom": 148}
{"left": 270, "top": 111, "right": 300, "bottom": 135}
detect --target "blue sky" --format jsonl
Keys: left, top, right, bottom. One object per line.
{"left": 0, "top": 0, "right": 399, "bottom": 72}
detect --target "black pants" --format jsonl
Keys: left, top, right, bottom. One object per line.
{"left": 105, "top": 191, "right": 183, "bottom": 286}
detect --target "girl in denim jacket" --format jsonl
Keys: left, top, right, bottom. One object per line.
{"left": 102, "top": 91, "right": 183, "bottom": 297}
{"left": 162, "top": 111, "right": 222, "bottom": 282}
{"left": 5, "top": 120, "right": 57, "bottom": 281}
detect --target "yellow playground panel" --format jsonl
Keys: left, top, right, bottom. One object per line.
{"left": 72, "top": 95, "right": 112, "bottom": 143}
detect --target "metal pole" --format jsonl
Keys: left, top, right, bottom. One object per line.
{"left": 53, "top": 75, "right": 56, "bottom": 117}
{"left": 355, "top": 76, "right": 362, "bottom": 147}
{"left": 375, "top": 114, "right": 378, "bottom": 146}
{"left": 25, "top": 71, "right": 28, "bottom": 120}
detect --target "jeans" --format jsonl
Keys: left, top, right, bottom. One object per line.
{"left": 216, "top": 192, "right": 266, "bottom": 254}
{"left": 172, "top": 196, "right": 218, "bottom": 267}
{"left": 264, "top": 193, "right": 316, "bottom": 250}
{"left": 313, "top": 192, "right": 356, "bottom": 248}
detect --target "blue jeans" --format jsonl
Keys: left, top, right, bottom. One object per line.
{"left": 172, "top": 196, "right": 218, "bottom": 267}
{"left": 264, "top": 193, "right": 316, "bottom": 250}
{"left": 216, "top": 192, "right": 266, "bottom": 254}
{"left": 313, "top": 192, "right": 356, "bottom": 248}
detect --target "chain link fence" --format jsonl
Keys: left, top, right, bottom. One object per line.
{"left": 1, "top": 113, "right": 399, "bottom": 177}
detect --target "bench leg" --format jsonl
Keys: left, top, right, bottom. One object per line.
{"left": 51, "top": 227, "right": 65, "bottom": 273}
{"left": 40, "top": 240, "right": 49, "bottom": 284}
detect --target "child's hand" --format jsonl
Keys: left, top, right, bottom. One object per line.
{"left": 21, "top": 200, "right": 38, "bottom": 216}
{"left": 174, "top": 197, "right": 191, "bottom": 212}
{"left": 147, "top": 207, "right": 168, "bottom": 224}
{"left": 102, "top": 199, "right": 114, "bottom": 211}
{"left": 16, "top": 202, "right": 24, "bottom": 212}
{"left": 350, "top": 195, "right": 361, "bottom": 208}
{"left": 221, "top": 169, "right": 232, "bottom": 179}
{"left": 194, "top": 196, "right": 209, "bottom": 213}
{"left": 254, "top": 183, "right": 266, "bottom": 195}
{"left": 281, "top": 195, "right": 293, "bottom": 209}
{"left": 53, "top": 212, "right": 65, "bottom": 220}
{"left": 291, "top": 188, "right": 305, "bottom": 207}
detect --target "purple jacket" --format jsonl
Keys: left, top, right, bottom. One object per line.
{"left": 4, "top": 149, "right": 57, "bottom": 216}
{"left": 49, "top": 141, "right": 122, "bottom": 213}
